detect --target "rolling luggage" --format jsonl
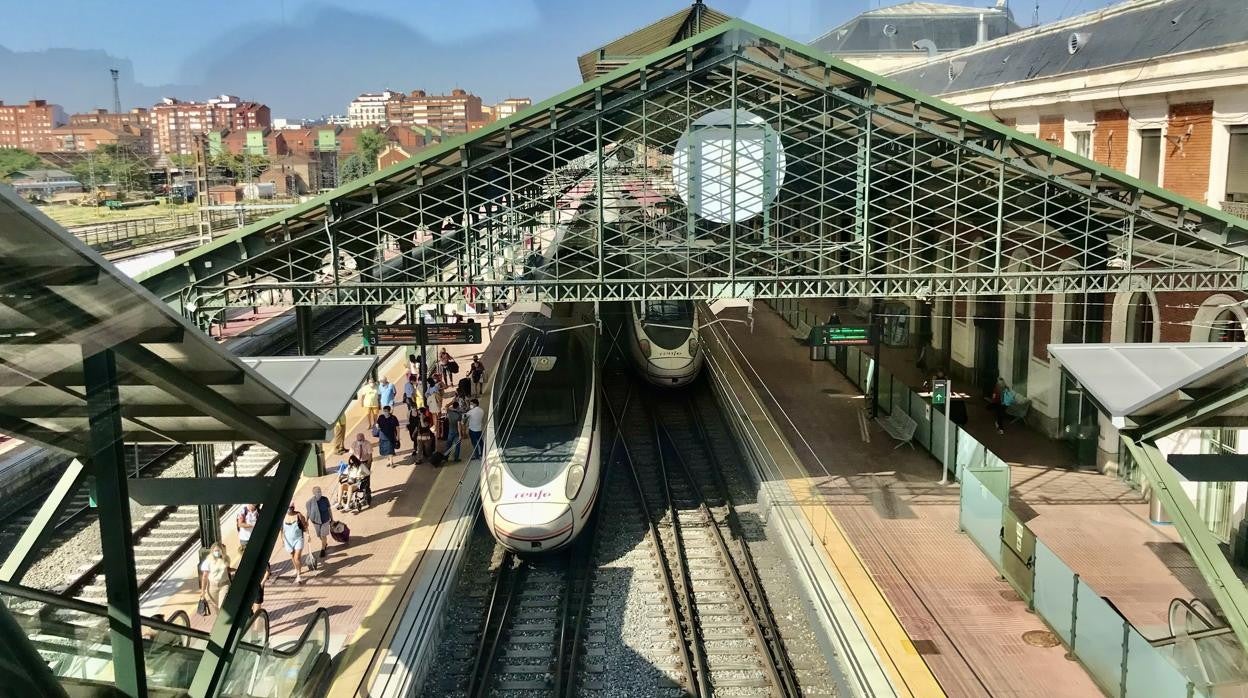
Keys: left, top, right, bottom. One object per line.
{"left": 330, "top": 520, "right": 350, "bottom": 544}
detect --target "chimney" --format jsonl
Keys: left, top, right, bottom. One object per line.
{"left": 976, "top": 13, "right": 988, "bottom": 44}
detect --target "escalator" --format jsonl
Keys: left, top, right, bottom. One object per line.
{"left": 0, "top": 580, "right": 333, "bottom": 697}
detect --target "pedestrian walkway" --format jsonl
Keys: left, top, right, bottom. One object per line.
{"left": 713, "top": 303, "right": 1101, "bottom": 697}
{"left": 143, "top": 310, "right": 511, "bottom": 661}
{"left": 794, "top": 298, "right": 1211, "bottom": 638}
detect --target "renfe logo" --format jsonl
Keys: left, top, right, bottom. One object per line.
{"left": 514, "top": 490, "right": 551, "bottom": 500}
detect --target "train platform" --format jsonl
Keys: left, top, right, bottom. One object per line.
{"left": 142, "top": 310, "right": 513, "bottom": 690}
{"left": 711, "top": 302, "right": 1106, "bottom": 697}
{"left": 795, "top": 298, "right": 1211, "bottom": 637}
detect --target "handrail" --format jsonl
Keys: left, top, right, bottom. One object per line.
{"left": 0, "top": 579, "right": 325, "bottom": 659}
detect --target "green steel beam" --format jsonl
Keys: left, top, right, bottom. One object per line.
{"left": 0, "top": 458, "right": 88, "bottom": 583}
{"left": 1138, "top": 378, "right": 1248, "bottom": 442}
{"left": 0, "top": 598, "right": 69, "bottom": 698}
{"left": 84, "top": 350, "right": 147, "bottom": 698}
{"left": 127, "top": 476, "right": 278, "bottom": 506}
{"left": 188, "top": 445, "right": 312, "bottom": 698}
{"left": 1121, "top": 436, "right": 1248, "bottom": 656}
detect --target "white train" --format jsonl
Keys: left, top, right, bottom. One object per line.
{"left": 627, "top": 299, "right": 704, "bottom": 387}
{"left": 480, "top": 321, "right": 600, "bottom": 553}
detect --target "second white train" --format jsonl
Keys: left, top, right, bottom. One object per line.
{"left": 627, "top": 299, "right": 704, "bottom": 387}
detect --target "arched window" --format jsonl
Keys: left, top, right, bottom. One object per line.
{"left": 1209, "top": 308, "right": 1246, "bottom": 343}
{"left": 1126, "top": 293, "right": 1154, "bottom": 343}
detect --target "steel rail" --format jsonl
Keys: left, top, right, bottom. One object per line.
{"left": 598, "top": 376, "right": 701, "bottom": 696}
{"left": 661, "top": 403, "right": 802, "bottom": 698}
{"left": 465, "top": 550, "right": 520, "bottom": 698}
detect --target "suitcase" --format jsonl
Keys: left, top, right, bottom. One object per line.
{"left": 330, "top": 521, "right": 350, "bottom": 544}
{"left": 429, "top": 451, "right": 446, "bottom": 467}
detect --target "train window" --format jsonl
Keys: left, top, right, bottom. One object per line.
{"left": 644, "top": 300, "right": 693, "bottom": 325}
{"left": 516, "top": 387, "right": 578, "bottom": 427}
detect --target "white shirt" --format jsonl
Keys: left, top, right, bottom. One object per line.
{"left": 237, "top": 508, "right": 257, "bottom": 542}
{"left": 426, "top": 386, "right": 442, "bottom": 413}
{"left": 466, "top": 406, "right": 485, "bottom": 432}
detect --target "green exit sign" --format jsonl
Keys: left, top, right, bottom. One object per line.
{"left": 809, "top": 324, "right": 874, "bottom": 346}
{"left": 931, "top": 379, "right": 949, "bottom": 406}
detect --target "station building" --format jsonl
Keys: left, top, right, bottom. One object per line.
{"left": 881, "top": 0, "right": 1248, "bottom": 547}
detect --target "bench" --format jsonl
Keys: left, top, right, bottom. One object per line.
{"left": 876, "top": 409, "right": 917, "bottom": 449}
{"left": 1006, "top": 397, "right": 1031, "bottom": 423}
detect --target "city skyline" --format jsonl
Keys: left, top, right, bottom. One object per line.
{"left": 0, "top": 0, "right": 1121, "bottom": 118}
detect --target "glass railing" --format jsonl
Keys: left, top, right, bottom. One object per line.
{"left": 0, "top": 580, "right": 328, "bottom": 697}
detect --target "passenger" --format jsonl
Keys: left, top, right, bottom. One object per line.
{"left": 457, "top": 374, "right": 472, "bottom": 400}
{"left": 358, "top": 378, "right": 381, "bottom": 426}
{"left": 455, "top": 395, "right": 471, "bottom": 443}
{"left": 407, "top": 353, "right": 420, "bottom": 382}
{"left": 403, "top": 375, "right": 418, "bottom": 415}
{"left": 466, "top": 398, "right": 485, "bottom": 461}
{"left": 199, "top": 542, "right": 231, "bottom": 614}
{"left": 415, "top": 414, "right": 435, "bottom": 463}
{"left": 425, "top": 378, "right": 443, "bottom": 439}
{"left": 281, "top": 504, "right": 309, "bottom": 584}
{"left": 988, "top": 378, "right": 1008, "bottom": 435}
{"left": 305, "top": 486, "right": 335, "bottom": 560}
{"left": 346, "top": 458, "right": 371, "bottom": 512}
{"left": 235, "top": 503, "right": 258, "bottom": 559}
{"left": 469, "top": 355, "right": 486, "bottom": 396}
{"left": 438, "top": 350, "right": 452, "bottom": 384}
{"left": 376, "top": 406, "right": 401, "bottom": 467}
{"left": 350, "top": 432, "right": 374, "bottom": 472}
{"left": 377, "top": 376, "right": 397, "bottom": 413}
{"left": 251, "top": 563, "right": 270, "bottom": 616}
{"left": 444, "top": 396, "right": 464, "bottom": 461}
{"left": 331, "top": 413, "right": 347, "bottom": 454}
{"left": 923, "top": 368, "right": 947, "bottom": 393}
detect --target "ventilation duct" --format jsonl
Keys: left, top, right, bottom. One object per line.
{"left": 913, "top": 39, "right": 938, "bottom": 58}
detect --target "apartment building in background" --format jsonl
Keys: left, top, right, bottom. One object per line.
{"left": 386, "top": 89, "right": 484, "bottom": 135}
{"left": 67, "top": 108, "right": 154, "bottom": 154}
{"left": 0, "top": 99, "right": 68, "bottom": 150}
{"left": 44, "top": 125, "right": 148, "bottom": 154}
{"left": 348, "top": 91, "right": 404, "bottom": 128}
{"left": 151, "top": 95, "right": 271, "bottom": 157}
{"left": 493, "top": 97, "right": 532, "bottom": 121}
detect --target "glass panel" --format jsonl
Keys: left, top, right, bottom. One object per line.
{"left": 1156, "top": 629, "right": 1248, "bottom": 691}
{"left": 956, "top": 428, "right": 987, "bottom": 472}
{"left": 892, "top": 378, "right": 908, "bottom": 420}
{"left": 1033, "top": 541, "right": 1075, "bottom": 645}
{"left": 960, "top": 468, "right": 1004, "bottom": 568}
{"left": 932, "top": 406, "right": 951, "bottom": 468}
{"left": 1074, "top": 578, "right": 1127, "bottom": 695}
{"left": 878, "top": 366, "right": 892, "bottom": 413}
{"left": 847, "top": 347, "right": 861, "bottom": 387}
{"left": 906, "top": 388, "right": 931, "bottom": 451}
{"left": 860, "top": 352, "right": 873, "bottom": 394}
{"left": 1126, "top": 627, "right": 1196, "bottom": 698}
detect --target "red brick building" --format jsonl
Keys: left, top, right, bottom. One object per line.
{"left": 0, "top": 99, "right": 67, "bottom": 151}
{"left": 151, "top": 95, "right": 271, "bottom": 157}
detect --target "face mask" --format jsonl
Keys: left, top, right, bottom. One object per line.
{"left": 213, "top": 551, "right": 222, "bottom": 558}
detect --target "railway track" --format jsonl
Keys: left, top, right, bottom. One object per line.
{"left": 0, "top": 445, "right": 189, "bottom": 560}
{"left": 63, "top": 444, "right": 279, "bottom": 602}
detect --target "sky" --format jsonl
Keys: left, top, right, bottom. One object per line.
{"left": 0, "top": 0, "right": 1121, "bottom": 118}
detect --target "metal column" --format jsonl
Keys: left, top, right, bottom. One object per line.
{"left": 295, "top": 305, "right": 314, "bottom": 356}
{"left": 84, "top": 350, "right": 147, "bottom": 698}
{"left": 362, "top": 305, "right": 378, "bottom": 380}
{"left": 193, "top": 444, "right": 221, "bottom": 550}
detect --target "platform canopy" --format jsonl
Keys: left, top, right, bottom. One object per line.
{"left": 0, "top": 188, "right": 336, "bottom": 455}
{"left": 138, "top": 19, "right": 1248, "bottom": 322}
{"left": 1051, "top": 342, "right": 1248, "bottom": 432}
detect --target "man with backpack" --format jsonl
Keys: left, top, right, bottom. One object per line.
{"left": 305, "top": 486, "right": 335, "bottom": 560}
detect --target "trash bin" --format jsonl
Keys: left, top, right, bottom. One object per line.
{"left": 1149, "top": 489, "right": 1172, "bottom": 525}
{"left": 810, "top": 345, "right": 827, "bottom": 361}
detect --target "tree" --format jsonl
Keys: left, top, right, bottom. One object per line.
{"left": 212, "top": 147, "right": 270, "bottom": 183}
{"left": 70, "top": 144, "right": 151, "bottom": 193}
{"left": 340, "top": 128, "right": 388, "bottom": 184}
{"left": 0, "top": 148, "right": 43, "bottom": 181}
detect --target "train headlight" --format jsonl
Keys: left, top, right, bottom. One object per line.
{"left": 687, "top": 335, "right": 700, "bottom": 356}
{"left": 486, "top": 466, "right": 502, "bottom": 500}
{"left": 565, "top": 464, "right": 585, "bottom": 499}
{"left": 639, "top": 339, "right": 652, "bottom": 357}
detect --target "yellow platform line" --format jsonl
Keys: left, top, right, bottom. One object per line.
{"left": 705, "top": 321, "right": 945, "bottom": 698}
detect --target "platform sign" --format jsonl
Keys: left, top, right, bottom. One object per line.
{"left": 808, "top": 324, "right": 874, "bottom": 346}
{"left": 424, "top": 323, "right": 481, "bottom": 345}
{"left": 366, "top": 323, "right": 481, "bottom": 347}
{"left": 931, "top": 379, "right": 949, "bottom": 406}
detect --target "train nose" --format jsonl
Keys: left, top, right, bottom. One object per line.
{"left": 493, "top": 503, "right": 574, "bottom": 552}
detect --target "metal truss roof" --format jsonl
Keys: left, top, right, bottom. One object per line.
{"left": 138, "top": 19, "right": 1248, "bottom": 320}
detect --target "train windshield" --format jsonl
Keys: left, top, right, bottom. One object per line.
{"left": 644, "top": 300, "right": 693, "bottom": 325}
{"left": 513, "top": 387, "right": 578, "bottom": 427}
